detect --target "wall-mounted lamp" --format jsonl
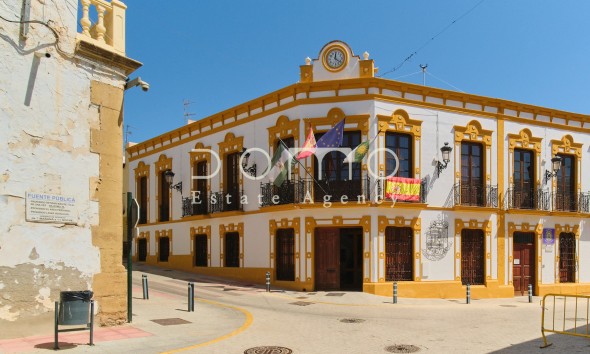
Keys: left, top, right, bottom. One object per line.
{"left": 545, "top": 156, "right": 562, "bottom": 181}
{"left": 436, "top": 142, "right": 452, "bottom": 177}
{"left": 241, "top": 148, "right": 257, "bottom": 177}
{"left": 164, "top": 170, "right": 182, "bottom": 193}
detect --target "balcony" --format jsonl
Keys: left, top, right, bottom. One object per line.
{"left": 505, "top": 187, "right": 550, "bottom": 211}
{"left": 182, "top": 195, "right": 209, "bottom": 217}
{"left": 259, "top": 177, "right": 371, "bottom": 207}
{"left": 453, "top": 183, "right": 498, "bottom": 208}
{"left": 377, "top": 177, "right": 429, "bottom": 204}
{"left": 210, "top": 190, "right": 243, "bottom": 213}
{"left": 553, "top": 191, "right": 590, "bottom": 213}
{"left": 259, "top": 179, "right": 305, "bottom": 207}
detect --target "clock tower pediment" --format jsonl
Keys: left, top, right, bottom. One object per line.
{"left": 299, "top": 40, "right": 375, "bottom": 83}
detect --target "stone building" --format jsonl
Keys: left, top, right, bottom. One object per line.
{"left": 128, "top": 41, "right": 590, "bottom": 298}
{"left": 0, "top": 0, "right": 140, "bottom": 327}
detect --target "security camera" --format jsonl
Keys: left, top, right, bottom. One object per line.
{"left": 125, "top": 77, "right": 150, "bottom": 92}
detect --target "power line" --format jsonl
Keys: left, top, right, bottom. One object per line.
{"left": 378, "top": 0, "right": 486, "bottom": 78}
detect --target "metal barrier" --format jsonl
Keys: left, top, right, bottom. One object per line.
{"left": 541, "top": 293, "right": 590, "bottom": 348}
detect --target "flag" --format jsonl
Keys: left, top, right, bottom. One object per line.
{"left": 385, "top": 177, "right": 421, "bottom": 201}
{"left": 296, "top": 126, "right": 316, "bottom": 160}
{"left": 316, "top": 118, "right": 345, "bottom": 148}
{"left": 268, "top": 142, "right": 293, "bottom": 187}
{"left": 343, "top": 140, "right": 369, "bottom": 163}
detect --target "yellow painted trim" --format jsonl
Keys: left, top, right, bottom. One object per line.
{"left": 189, "top": 142, "right": 212, "bottom": 194}
{"left": 321, "top": 43, "right": 349, "bottom": 72}
{"left": 551, "top": 134, "right": 583, "bottom": 194}
{"left": 219, "top": 222, "right": 244, "bottom": 267}
{"left": 134, "top": 161, "right": 150, "bottom": 224}
{"left": 154, "top": 154, "right": 173, "bottom": 222}
{"left": 155, "top": 228, "right": 173, "bottom": 262}
{"left": 127, "top": 79, "right": 590, "bottom": 161}
{"left": 161, "top": 298, "right": 253, "bottom": 353}
{"left": 378, "top": 216, "right": 421, "bottom": 282}
{"left": 454, "top": 218, "right": 492, "bottom": 283}
{"left": 269, "top": 217, "right": 301, "bottom": 282}
{"left": 218, "top": 133, "right": 244, "bottom": 193}
{"left": 555, "top": 223, "right": 581, "bottom": 284}
{"left": 267, "top": 115, "right": 300, "bottom": 150}
{"left": 377, "top": 109, "right": 422, "bottom": 178}
{"left": 190, "top": 225, "right": 211, "bottom": 267}
{"left": 305, "top": 216, "right": 371, "bottom": 289}
{"left": 454, "top": 120, "right": 493, "bottom": 186}
{"left": 507, "top": 222, "right": 542, "bottom": 293}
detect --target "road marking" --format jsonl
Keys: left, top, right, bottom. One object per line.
{"left": 160, "top": 298, "right": 253, "bottom": 353}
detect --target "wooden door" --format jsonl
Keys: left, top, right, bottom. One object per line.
{"left": 339, "top": 228, "right": 363, "bottom": 290}
{"left": 559, "top": 233, "right": 576, "bottom": 283}
{"left": 461, "top": 229, "right": 485, "bottom": 285}
{"left": 315, "top": 228, "right": 340, "bottom": 290}
{"left": 513, "top": 232, "right": 535, "bottom": 295}
{"left": 138, "top": 238, "right": 147, "bottom": 262}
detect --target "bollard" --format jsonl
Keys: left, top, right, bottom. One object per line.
{"left": 528, "top": 284, "right": 533, "bottom": 303}
{"left": 142, "top": 274, "right": 149, "bottom": 300}
{"left": 466, "top": 283, "right": 471, "bottom": 304}
{"left": 393, "top": 282, "right": 398, "bottom": 304}
{"left": 188, "top": 282, "right": 195, "bottom": 312}
{"left": 265, "top": 271, "right": 271, "bottom": 292}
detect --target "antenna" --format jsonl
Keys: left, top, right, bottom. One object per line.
{"left": 420, "top": 64, "right": 428, "bottom": 86}
{"left": 124, "top": 124, "right": 134, "bottom": 146}
{"left": 183, "top": 99, "right": 196, "bottom": 125}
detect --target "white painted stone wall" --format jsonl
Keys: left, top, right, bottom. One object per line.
{"left": 0, "top": 0, "right": 125, "bottom": 321}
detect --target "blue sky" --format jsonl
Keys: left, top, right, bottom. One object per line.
{"left": 122, "top": 0, "right": 590, "bottom": 144}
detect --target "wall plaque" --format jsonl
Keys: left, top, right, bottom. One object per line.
{"left": 26, "top": 192, "right": 78, "bottom": 224}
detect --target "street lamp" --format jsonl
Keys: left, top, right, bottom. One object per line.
{"left": 164, "top": 170, "right": 182, "bottom": 193}
{"left": 545, "top": 156, "right": 562, "bottom": 181}
{"left": 436, "top": 142, "right": 452, "bottom": 177}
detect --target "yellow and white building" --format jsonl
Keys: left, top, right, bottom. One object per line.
{"left": 127, "top": 41, "right": 590, "bottom": 298}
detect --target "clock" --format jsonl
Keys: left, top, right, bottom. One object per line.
{"left": 323, "top": 47, "right": 347, "bottom": 71}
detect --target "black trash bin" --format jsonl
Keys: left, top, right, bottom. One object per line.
{"left": 58, "top": 291, "right": 93, "bottom": 325}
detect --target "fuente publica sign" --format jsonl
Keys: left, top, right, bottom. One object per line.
{"left": 26, "top": 192, "right": 78, "bottom": 224}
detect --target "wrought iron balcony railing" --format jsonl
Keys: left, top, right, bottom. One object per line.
{"left": 259, "top": 179, "right": 305, "bottom": 207}
{"left": 375, "top": 176, "right": 429, "bottom": 204}
{"left": 453, "top": 183, "right": 498, "bottom": 208}
{"left": 310, "top": 176, "right": 370, "bottom": 203}
{"left": 260, "top": 177, "right": 372, "bottom": 206}
{"left": 182, "top": 195, "right": 209, "bottom": 217}
{"left": 505, "top": 187, "right": 550, "bottom": 211}
{"left": 553, "top": 191, "right": 590, "bottom": 213}
{"left": 210, "top": 190, "right": 243, "bottom": 213}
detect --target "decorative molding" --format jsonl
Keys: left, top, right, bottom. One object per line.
{"left": 190, "top": 225, "right": 211, "bottom": 266}
{"left": 454, "top": 218, "right": 492, "bottom": 282}
{"left": 454, "top": 120, "right": 493, "bottom": 183}
{"left": 551, "top": 134, "right": 583, "bottom": 191}
{"left": 219, "top": 222, "right": 245, "bottom": 267}
{"left": 269, "top": 217, "right": 301, "bottom": 281}
{"left": 155, "top": 229, "right": 173, "bottom": 262}
{"left": 305, "top": 216, "right": 371, "bottom": 284}
{"left": 268, "top": 115, "right": 300, "bottom": 149}
{"left": 507, "top": 128, "right": 542, "bottom": 187}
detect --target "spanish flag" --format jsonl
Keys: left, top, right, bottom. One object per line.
{"left": 385, "top": 177, "right": 421, "bottom": 202}
{"left": 296, "top": 126, "right": 316, "bottom": 160}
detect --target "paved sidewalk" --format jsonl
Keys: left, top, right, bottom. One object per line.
{"left": 2, "top": 264, "right": 590, "bottom": 353}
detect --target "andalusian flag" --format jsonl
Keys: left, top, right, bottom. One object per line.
{"left": 343, "top": 140, "right": 369, "bottom": 163}
{"left": 268, "top": 142, "right": 293, "bottom": 187}
{"left": 385, "top": 177, "right": 421, "bottom": 202}
{"left": 296, "top": 126, "right": 316, "bottom": 160}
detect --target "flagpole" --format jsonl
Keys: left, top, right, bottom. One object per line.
{"left": 277, "top": 137, "right": 329, "bottom": 195}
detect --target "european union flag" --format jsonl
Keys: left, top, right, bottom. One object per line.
{"left": 316, "top": 118, "right": 345, "bottom": 148}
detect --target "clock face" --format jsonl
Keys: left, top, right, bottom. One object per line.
{"left": 326, "top": 48, "right": 345, "bottom": 69}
